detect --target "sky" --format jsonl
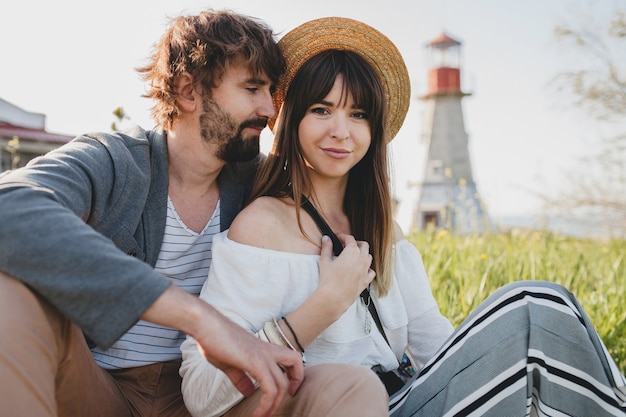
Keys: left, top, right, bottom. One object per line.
{"left": 1, "top": 0, "right": 624, "bottom": 230}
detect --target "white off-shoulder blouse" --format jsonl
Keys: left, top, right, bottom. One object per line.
{"left": 180, "top": 231, "right": 454, "bottom": 417}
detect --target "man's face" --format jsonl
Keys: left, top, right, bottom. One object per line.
{"left": 200, "top": 61, "right": 276, "bottom": 162}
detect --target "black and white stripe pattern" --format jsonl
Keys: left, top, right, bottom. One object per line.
{"left": 390, "top": 281, "right": 626, "bottom": 416}
{"left": 92, "top": 198, "right": 220, "bottom": 369}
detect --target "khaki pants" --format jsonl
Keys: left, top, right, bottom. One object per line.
{"left": 0, "top": 273, "right": 389, "bottom": 417}
{"left": 223, "top": 363, "right": 388, "bottom": 417}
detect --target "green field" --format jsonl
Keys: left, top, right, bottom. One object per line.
{"left": 406, "top": 228, "right": 626, "bottom": 374}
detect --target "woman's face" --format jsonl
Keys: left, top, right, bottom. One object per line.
{"left": 297, "top": 74, "right": 372, "bottom": 181}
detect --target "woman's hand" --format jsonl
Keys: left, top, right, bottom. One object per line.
{"left": 316, "top": 233, "right": 376, "bottom": 317}
{"left": 272, "top": 234, "right": 375, "bottom": 354}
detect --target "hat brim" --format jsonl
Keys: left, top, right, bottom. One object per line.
{"left": 269, "top": 17, "right": 410, "bottom": 143}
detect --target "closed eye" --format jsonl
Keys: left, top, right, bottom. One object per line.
{"left": 244, "top": 76, "right": 271, "bottom": 94}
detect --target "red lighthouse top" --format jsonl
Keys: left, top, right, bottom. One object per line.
{"left": 427, "top": 32, "right": 461, "bottom": 48}
{"left": 425, "top": 32, "right": 464, "bottom": 95}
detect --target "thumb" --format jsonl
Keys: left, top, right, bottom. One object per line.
{"left": 320, "top": 235, "right": 333, "bottom": 259}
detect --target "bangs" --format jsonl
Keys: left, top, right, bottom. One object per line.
{"left": 339, "top": 52, "right": 383, "bottom": 116}
{"left": 288, "top": 50, "right": 384, "bottom": 122}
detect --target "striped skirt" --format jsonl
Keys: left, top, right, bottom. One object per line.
{"left": 389, "top": 281, "right": 626, "bottom": 416}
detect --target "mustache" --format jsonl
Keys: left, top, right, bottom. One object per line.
{"left": 239, "top": 118, "right": 268, "bottom": 130}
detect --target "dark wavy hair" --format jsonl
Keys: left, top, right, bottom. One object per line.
{"left": 251, "top": 49, "right": 394, "bottom": 296}
{"left": 137, "top": 9, "right": 285, "bottom": 130}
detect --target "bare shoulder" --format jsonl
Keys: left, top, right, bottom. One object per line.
{"left": 227, "top": 196, "right": 293, "bottom": 249}
{"left": 393, "top": 220, "right": 406, "bottom": 243}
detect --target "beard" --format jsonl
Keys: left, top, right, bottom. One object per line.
{"left": 200, "top": 96, "right": 266, "bottom": 163}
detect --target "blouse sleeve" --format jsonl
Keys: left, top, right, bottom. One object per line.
{"left": 180, "top": 335, "right": 244, "bottom": 417}
{"left": 180, "top": 231, "right": 321, "bottom": 417}
{"left": 393, "top": 239, "right": 454, "bottom": 369}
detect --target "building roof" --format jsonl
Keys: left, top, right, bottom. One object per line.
{"left": 0, "top": 97, "right": 74, "bottom": 144}
{"left": 0, "top": 122, "right": 73, "bottom": 144}
{"left": 427, "top": 32, "right": 461, "bottom": 48}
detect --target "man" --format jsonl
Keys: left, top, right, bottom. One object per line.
{"left": 0, "top": 10, "right": 387, "bottom": 417}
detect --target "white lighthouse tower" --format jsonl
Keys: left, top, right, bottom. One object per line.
{"left": 413, "top": 32, "right": 489, "bottom": 233}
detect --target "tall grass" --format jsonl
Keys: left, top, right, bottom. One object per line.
{"left": 406, "top": 228, "right": 626, "bottom": 374}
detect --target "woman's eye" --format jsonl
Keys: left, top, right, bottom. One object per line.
{"left": 310, "top": 107, "right": 328, "bottom": 115}
{"left": 353, "top": 111, "right": 368, "bottom": 119}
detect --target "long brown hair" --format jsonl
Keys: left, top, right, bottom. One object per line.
{"left": 251, "top": 50, "right": 395, "bottom": 296}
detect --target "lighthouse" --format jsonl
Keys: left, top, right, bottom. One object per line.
{"left": 412, "top": 32, "right": 489, "bottom": 234}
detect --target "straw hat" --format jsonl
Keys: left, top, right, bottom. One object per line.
{"left": 269, "top": 17, "right": 411, "bottom": 142}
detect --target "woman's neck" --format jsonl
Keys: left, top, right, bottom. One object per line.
{"left": 306, "top": 180, "right": 350, "bottom": 234}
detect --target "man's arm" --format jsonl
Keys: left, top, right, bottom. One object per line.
{"left": 142, "top": 285, "right": 304, "bottom": 417}
{"left": 0, "top": 134, "right": 169, "bottom": 348}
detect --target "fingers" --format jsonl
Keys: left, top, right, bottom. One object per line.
{"left": 252, "top": 345, "right": 304, "bottom": 417}
{"left": 318, "top": 232, "right": 375, "bottom": 312}
{"left": 336, "top": 233, "right": 373, "bottom": 268}
{"left": 192, "top": 305, "right": 303, "bottom": 417}
{"left": 367, "top": 267, "right": 377, "bottom": 281}
{"left": 320, "top": 235, "right": 334, "bottom": 259}
{"left": 336, "top": 232, "right": 357, "bottom": 248}
{"left": 277, "top": 349, "right": 305, "bottom": 395}
{"left": 337, "top": 233, "right": 370, "bottom": 255}
{"left": 252, "top": 364, "right": 283, "bottom": 417}
{"left": 253, "top": 349, "right": 304, "bottom": 417}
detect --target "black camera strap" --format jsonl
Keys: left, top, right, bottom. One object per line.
{"left": 300, "top": 197, "right": 390, "bottom": 347}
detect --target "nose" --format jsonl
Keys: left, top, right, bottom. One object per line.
{"left": 258, "top": 89, "right": 276, "bottom": 120}
{"left": 331, "top": 114, "right": 350, "bottom": 141}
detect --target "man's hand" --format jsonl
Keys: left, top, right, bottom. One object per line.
{"left": 194, "top": 317, "right": 304, "bottom": 417}
{"left": 142, "top": 285, "right": 304, "bottom": 417}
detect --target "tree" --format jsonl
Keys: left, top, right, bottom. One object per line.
{"left": 547, "top": 3, "right": 626, "bottom": 238}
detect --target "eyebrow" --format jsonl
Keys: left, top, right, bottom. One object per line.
{"left": 247, "top": 77, "right": 269, "bottom": 85}
{"left": 317, "top": 99, "right": 362, "bottom": 109}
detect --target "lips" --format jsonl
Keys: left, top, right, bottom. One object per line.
{"left": 241, "top": 118, "right": 268, "bottom": 129}
{"left": 245, "top": 125, "right": 265, "bottom": 134}
{"left": 322, "top": 148, "right": 351, "bottom": 159}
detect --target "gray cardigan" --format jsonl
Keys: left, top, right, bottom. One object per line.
{"left": 0, "top": 126, "right": 259, "bottom": 348}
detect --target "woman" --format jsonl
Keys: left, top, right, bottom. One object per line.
{"left": 181, "top": 17, "right": 626, "bottom": 416}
